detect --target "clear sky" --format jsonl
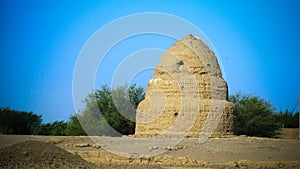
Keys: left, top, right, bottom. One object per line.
{"left": 1, "top": 0, "right": 299, "bottom": 123}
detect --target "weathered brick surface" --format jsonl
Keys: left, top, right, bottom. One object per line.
{"left": 135, "top": 34, "right": 235, "bottom": 138}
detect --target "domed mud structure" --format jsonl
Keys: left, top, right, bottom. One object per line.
{"left": 135, "top": 34, "right": 235, "bottom": 138}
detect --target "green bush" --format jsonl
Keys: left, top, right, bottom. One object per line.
{"left": 50, "top": 121, "right": 67, "bottom": 136}
{"left": 65, "top": 115, "right": 86, "bottom": 136}
{"left": 229, "top": 93, "right": 281, "bottom": 138}
{"left": 33, "top": 123, "right": 52, "bottom": 135}
{"left": 76, "top": 84, "right": 144, "bottom": 136}
{"left": 275, "top": 110, "right": 299, "bottom": 128}
{"left": 33, "top": 121, "right": 67, "bottom": 136}
{"left": 0, "top": 107, "right": 42, "bottom": 135}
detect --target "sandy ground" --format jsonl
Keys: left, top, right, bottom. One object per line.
{"left": 279, "top": 128, "right": 299, "bottom": 139}
{"left": 0, "top": 128, "right": 299, "bottom": 168}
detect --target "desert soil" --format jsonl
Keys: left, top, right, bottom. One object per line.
{"left": 0, "top": 128, "right": 299, "bottom": 169}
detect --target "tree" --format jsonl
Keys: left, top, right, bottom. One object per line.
{"left": 65, "top": 114, "right": 86, "bottom": 136}
{"left": 33, "top": 121, "right": 67, "bottom": 136}
{"left": 0, "top": 107, "right": 42, "bottom": 135}
{"left": 33, "top": 123, "right": 52, "bottom": 135}
{"left": 229, "top": 93, "right": 280, "bottom": 138}
{"left": 50, "top": 121, "right": 67, "bottom": 136}
{"left": 77, "top": 84, "right": 145, "bottom": 136}
{"left": 128, "top": 84, "right": 145, "bottom": 109}
{"left": 275, "top": 110, "right": 299, "bottom": 128}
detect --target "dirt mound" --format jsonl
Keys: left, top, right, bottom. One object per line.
{"left": 0, "top": 140, "right": 97, "bottom": 169}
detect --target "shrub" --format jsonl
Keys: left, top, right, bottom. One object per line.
{"left": 229, "top": 93, "right": 280, "bottom": 137}
{"left": 69, "top": 84, "right": 144, "bottom": 136}
{"left": 0, "top": 107, "right": 42, "bottom": 135}
{"left": 65, "top": 115, "right": 86, "bottom": 136}
{"left": 275, "top": 110, "right": 299, "bottom": 128}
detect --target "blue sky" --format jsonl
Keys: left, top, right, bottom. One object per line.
{"left": 1, "top": 0, "right": 299, "bottom": 122}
